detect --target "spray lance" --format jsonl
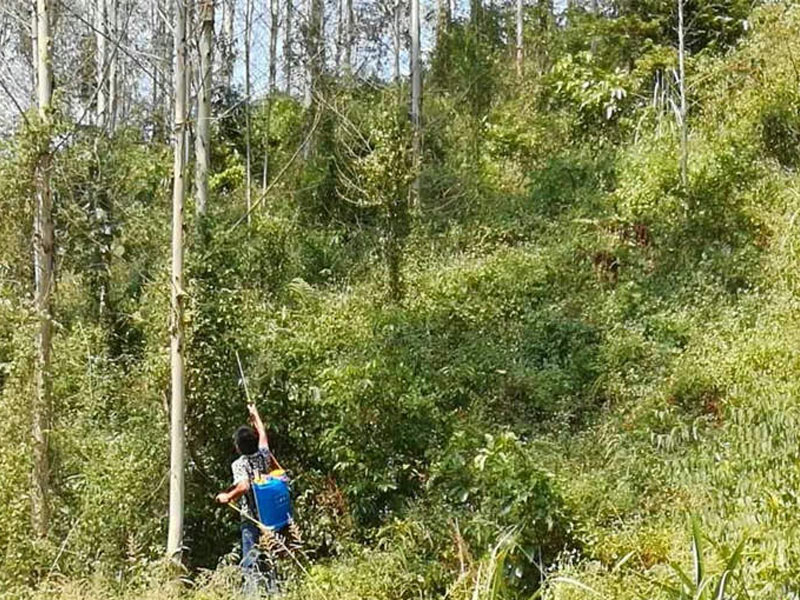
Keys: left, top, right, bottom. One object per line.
{"left": 236, "top": 350, "right": 285, "bottom": 475}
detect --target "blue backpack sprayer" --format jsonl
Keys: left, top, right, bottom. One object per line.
{"left": 237, "top": 352, "right": 293, "bottom": 532}
{"left": 252, "top": 471, "right": 292, "bottom": 530}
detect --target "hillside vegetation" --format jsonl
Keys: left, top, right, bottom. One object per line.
{"left": 3, "top": 2, "right": 800, "bottom": 599}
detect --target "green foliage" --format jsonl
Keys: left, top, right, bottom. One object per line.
{"left": 545, "top": 51, "right": 634, "bottom": 136}
{"left": 7, "top": 3, "right": 800, "bottom": 600}
{"left": 432, "top": 430, "right": 575, "bottom": 594}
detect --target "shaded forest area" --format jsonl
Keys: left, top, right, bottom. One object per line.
{"left": 3, "top": 0, "right": 800, "bottom": 597}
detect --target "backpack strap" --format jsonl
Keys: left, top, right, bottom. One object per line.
{"left": 242, "top": 458, "right": 258, "bottom": 518}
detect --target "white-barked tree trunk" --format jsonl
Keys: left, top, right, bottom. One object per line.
{"left": 166, "top": 0, "right": 187, "bottom": 563}
{"left": 195, "top": 0, "right": 213, "bottom": 217}
{"left": 32, "top": 0, "right": 55, "bottom": 540}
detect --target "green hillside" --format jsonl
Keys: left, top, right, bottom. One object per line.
{"left": 3, "top": 2, "right": 800, "bottom": 598}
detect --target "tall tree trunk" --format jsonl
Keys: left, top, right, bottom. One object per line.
{"left": 304, "top": 0, "right": 322, "bottom": 109}
{"left": 269, "top": 0, "right": 279, "bottom": 94}
{"left": 302, "top": 0, "right": 322, "bottom": 158}
{"left": 32, "top": 0, "right": 54, "bottom": 541}
{"left": 393, "top": 0, "right": 401, "bottom": 85}
{"left": 30, "top": 3, "right": 38, "bottom": 100}
{"left": 410, "top": 0, "right": 420, "bottom": 209}
{"left": 151, "top": 0, "right": 171, "bottom": 140}
{"left": 219, "top": 0, "right": 234, "bottom": 89}
{"left": 244, "top": 0, "right": 253, "bottom": 223}
{"left": 284, "top": 0, "right": 292, "bottom": 93}
{"left": 95, "top": 0, "right": 107, "bottom": 127}
{"left": 150, "top": 0, "right": 161, "bottom": 135}
{"left": 263, "top": 0, "right": 278, "bottom": 190}
{"left": 196, "top": 0, "right": 213, "bottom": 217}
{"left": 515, "top": 0, "right": 523, "bottom": 78}
{"left": 166, "top": 0, "right": 187, "bottom": 563}
{"left": 185, "top": 0, "right": 195, "bottom": 169}
{"left": 107, "top": 0, "right": 118, "bottom": 131}
{"left": 343, "top": 0, "right": 352, "bottom": 77}
{"left": 335, "top": 0, "right": 342, "bottom": 71}
{"left": 164, "top": 0, "right": 174, "bottom": 133}
{"left": 677, "top": 0, "right": 688, "bottom": 188}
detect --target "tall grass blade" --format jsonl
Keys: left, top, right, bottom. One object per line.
{"left": 612, "top": 551, "right": 635, "bottom": 573}
{"left": 711, "top": 538, "right": 745, "bottom": 600}
{"left": 713, "top": 572, "right": 730, "bottom": 600}
{"left": 692, "top": 577, "right": 712, "bottom": 600}
{"left": 691, "top": 516, "right": 705, "bottom": 587}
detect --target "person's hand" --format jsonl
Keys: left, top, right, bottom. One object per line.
{"left": 247, "top": 403, "right": 258, "bottom": 420}
{"left": 215, "top": 492, "right": 230, "bottom": 504}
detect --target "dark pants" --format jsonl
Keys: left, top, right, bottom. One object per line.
{"left": 241, "top": 521, "right": 278, "bottom": 597}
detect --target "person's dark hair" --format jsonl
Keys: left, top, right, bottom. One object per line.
{"left": 234, "top": 426, "right": 258, "bottom": 455}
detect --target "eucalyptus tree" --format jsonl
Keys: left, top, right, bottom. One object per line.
{"left": 107, "top": 0, "right": 118, "bottom": 130}
{"left": 219, "top": 0, "right": 235, "bottom": 89}
{"left": 304, "top": 0, "right": 323, "bottom": 109}
{"left": 410, "top": 0, "right": 420, "bottom": 204}
{"left": 301, "top": 0, "right": 323, "bottom": 159}
{"left": 284, "top": 0, "right": 293, "bottom": 92}
{"left": 196, "top": 0, "right": 214, "bottom": 216}
{"left": 515, "top": 0, "right": 523, "bottom": 78}
{"left": 677, "top": 0, "right": 688, "bottom": 187}
{"left": 167, "top": 0, "right": 188, "bottom": 562}
{"left": 262, "top": 0, "right": 279, "bottom": 189}
{"left": 150, "top": 0, "right": 172, "bottom": 139}
{"left": 90, "top": 0, "right": 119, "bottom": 130}
{"left": 32, "top": 0, "right": 55, "bottom": 539}
{"left": 269, "top": 0, "right": 279, "bottom": 94}
{"left": 244, "top": 0, "right": 253, "bottom": 220}
{"left": 393, "top": 0, "right": 402, "bottom": 83}
{"left": 95, "top": 0, "right": 107, "bottom": 126}
{"left": 342, "top": 0, "right": 353, "bottom": 76}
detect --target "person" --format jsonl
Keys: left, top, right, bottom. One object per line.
{"left": 216, "top": 403, "right": 276, "bottom": 595}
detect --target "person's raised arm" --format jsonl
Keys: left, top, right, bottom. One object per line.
{"left": 248, "top": 403, "right": 269, "bottom": 449}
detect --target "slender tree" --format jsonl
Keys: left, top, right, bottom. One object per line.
{"left": 304, "top": 0, "right": 323, "bottom": 109}
{"left": 284, "top": 0, "right": 292, "bottom": 93}
{"left": 166, "top": 0, "right": 187, "bottom": 562}
{"left": 343, "top": 0, "right": 353, "bottom": 76}
{"left": 31, "top": 0, "right": 55, "bottom": 540}
{"left": 269, "top": 0, "right": 279, "bottom": 94}
{"left": 333, "top": 0, "right": 352, "bottom": 74}
{"left": 515, "top": 0, "right": 523, "bottom": 78}
{"left": 410, "top": 0, "right": 420, "bottom": 205}
{"left": 196, "top": 0, "right": 213, "bottom": 217}
{"left": 393, "top": 0, "right": 401, "bottom": 84}
{"left": 108, "top": 0, "right": 118, "bottom": 131}
{"left": 263, "top": 0, "right": 279, "bottom": 190}
{"left": 336, "top": 0, "right": 343, "bottom": 70}
{"left": 150, "top": 0, "right": 172, "bottom": 140}
{"left": 677, "top": 0, "right": 688, "bottom": 187}
{"left": 302, "top": 0, "right": 322, "bottom": 158}
{"left": 30, "top": 3, "right": 38, "bottom": 97}
{"left": 95, "top": 0, "right": 107, "bottom": 126}
{"left": 219, "top": 0, "right": 235, "bottom": 89}
{"left": 244, "top": 0, "right": 253, "bottom": 222}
